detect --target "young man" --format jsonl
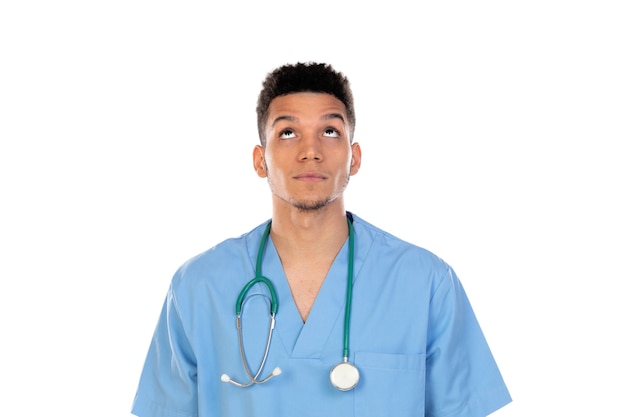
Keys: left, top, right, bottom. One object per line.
{"left": 131, "top": 62, "right": 512, "bottom": 417}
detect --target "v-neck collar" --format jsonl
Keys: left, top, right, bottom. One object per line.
{"left": 245, "top": 214, "right": 375, "bottom": 359}
{"left": 260, "top": 235, "right": 350, "bottom": 358}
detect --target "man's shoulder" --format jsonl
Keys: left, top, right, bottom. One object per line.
{"left": 351, "top": 212, "right": 448, "bottom": 268}
{"left": 173, "top": 220, "right": 270, "bottom": 277}
{"left": 351, "top": 213, "right": 426, "bottom": 250}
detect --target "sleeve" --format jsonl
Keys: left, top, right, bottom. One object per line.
{"left": 131, "top": 285, "right": 199, "bottom": 417}
{"left": 425, "top": 266, "right": 512, "bottom": 417}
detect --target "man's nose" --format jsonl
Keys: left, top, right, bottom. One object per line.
{"left": 298, "top": 133, "right": 322, "bottom": 161}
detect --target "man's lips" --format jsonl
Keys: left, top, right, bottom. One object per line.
{"left": 294, "top": 172, "right": 326, "bottom": 182}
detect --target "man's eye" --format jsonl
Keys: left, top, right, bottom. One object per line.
{"left": 323, "top": 128, "right": 340, "bottom": 137}
{"left": 279, "top": 129, "right": 296, "bottom": 139}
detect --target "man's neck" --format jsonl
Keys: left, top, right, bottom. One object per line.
{"left": 268, "top": 203, "right": 350, "bottom": 322}
{"left": 269, "top": 203, "right": 349, "bottom": 255}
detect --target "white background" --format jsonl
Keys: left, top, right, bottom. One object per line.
{"left": 1, "top": 1, "right": 624, "bottom": 416}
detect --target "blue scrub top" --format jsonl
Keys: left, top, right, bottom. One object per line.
{"left": 132, "top": 213, "right": 511, "bottom": 417}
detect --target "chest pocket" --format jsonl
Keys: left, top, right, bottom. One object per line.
{"left": 354, "top": 351, "right": 426, "bottom": 417}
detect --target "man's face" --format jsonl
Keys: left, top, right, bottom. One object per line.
{"left": 253, "top": 92, "right": 361, "bottom": 212}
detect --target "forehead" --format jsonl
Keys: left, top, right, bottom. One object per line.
{"left": 267, "top": 92, "right": 347, "bottom": 121}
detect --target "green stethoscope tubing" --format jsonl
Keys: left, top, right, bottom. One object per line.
{"left": 343, "top": 217, "right": 355, "bottom": 360}
{"left": 235, "top": 221, "right": 278, "bottom": 316}
{"left": 226, "top": 221, "right": 280, "bottom": 388}
{"left": 231, "top": 217, "right": 357, "bottom": 389}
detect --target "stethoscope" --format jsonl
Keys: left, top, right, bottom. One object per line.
{"left": 221, "top": 217, "right": 359, "bottom": 391}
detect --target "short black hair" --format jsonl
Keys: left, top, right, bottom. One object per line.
{"left": 256, "top": 62, "right": 356, "bottom": 145}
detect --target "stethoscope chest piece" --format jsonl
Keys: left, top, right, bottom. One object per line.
{"left": 330, "top": 361, "right": 360, "bottom": 391}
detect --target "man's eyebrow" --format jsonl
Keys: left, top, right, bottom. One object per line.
{"left": 322, "top": 113, "right": 346, "bottom": 123}
{"left": 271, "top": 115, "right": 297, "bottom": 127}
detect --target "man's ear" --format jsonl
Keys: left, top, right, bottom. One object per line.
{"left": 349, "top": 142, "right": 362, "bottom": 176}
{"left": 253, "top": 145, "right": 267, "bottom": 178}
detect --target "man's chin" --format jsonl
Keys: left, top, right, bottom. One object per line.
{"left": 293, "top": 198, "right": 331, "bottom": 212}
